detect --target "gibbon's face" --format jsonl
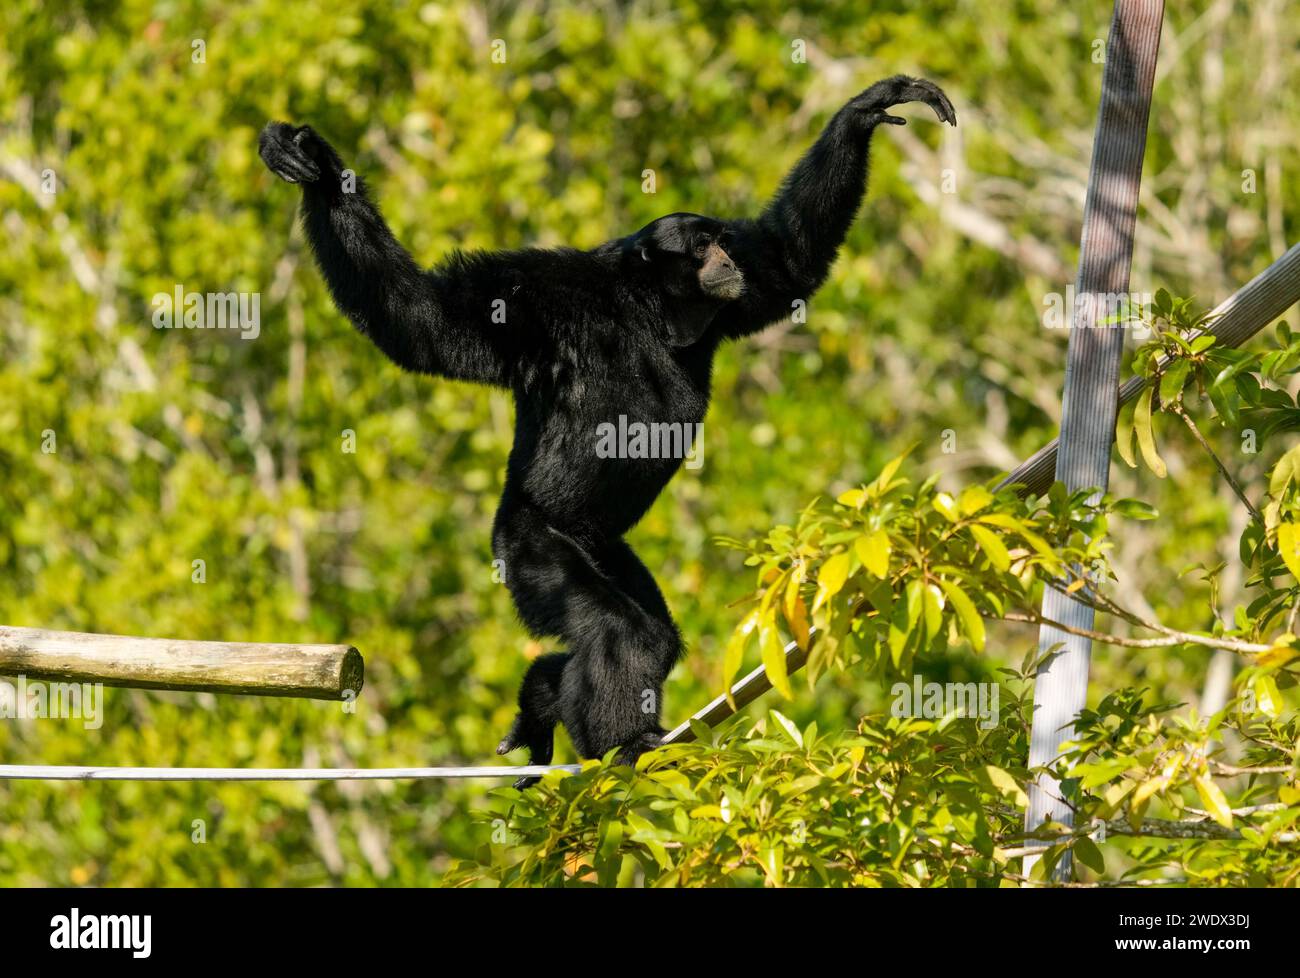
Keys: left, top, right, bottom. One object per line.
{"left": 632, "top": 213, "right": 745, "bottom": 302}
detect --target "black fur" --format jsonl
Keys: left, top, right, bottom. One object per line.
{"left": 259, "top": 76, "right": 955, "bottom": 786}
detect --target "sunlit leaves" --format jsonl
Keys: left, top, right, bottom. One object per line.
{"left": 722, "top": 455, "right": 1128, "bottom": 689}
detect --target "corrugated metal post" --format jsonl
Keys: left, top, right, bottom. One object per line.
{"left": 1023, "top": 0, "right": 1164, "bottom": 882}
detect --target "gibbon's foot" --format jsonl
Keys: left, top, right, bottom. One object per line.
{"left": 496, "top": 728, "right": 521, "bottom": 756}
{"left": 615, "top": 729, "right": 666, "bottom": 767}
{"left": 499, "top": 725, "right": 666, "bottom": 789}
{"left": 258, "top": 122, "right": 323, "bottom": 184}
{"left": 850, "top": 75, "right": 957, "bottom": 129}
{"left": 497, "top": 712, "right": 555, "bottom": 790}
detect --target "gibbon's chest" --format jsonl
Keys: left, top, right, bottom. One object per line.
{"left": 516, "top": 325, "right": 716, "bottom": 455}
{"left": 591, "top": 341, "right": 712, "bottom": 428}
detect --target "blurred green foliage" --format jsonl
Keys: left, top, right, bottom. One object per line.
{"left": 0, "top": 0, "right": 1297, "bottom": 885}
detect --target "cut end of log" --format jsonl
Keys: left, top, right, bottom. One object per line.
{"left": 338, "top": 646, "right": 365, "bottom": 701}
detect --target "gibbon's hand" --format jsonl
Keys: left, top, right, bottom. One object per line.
{"left": 258, "top": 121, "right": 330, "bottom": 184}
{"left": 848, "top": 75, "right": 957, "bottom": 128}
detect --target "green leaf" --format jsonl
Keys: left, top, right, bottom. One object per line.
{"left": 1073, "top": 836, "right": 1105, "bottom": 874}
{"left": 784, "top": 590, "right": 811, "bottom": 650}
{"left": 969, "top": 524, "right": 1011, "bottom": 572}
{"left": 889, "top": 590, "right": 913, "bottom": 669}
{"left": 1276, "top": 523, "right": 1300, "bottom": 581}
{"left": 722, "top": 609, "right": 760, "bottom": 707}
{"left": 1132, "top": 776, "right": 1167, "bottom": 808}
{"left": 1133, "top": 387, "right": 1168, "bottom": 478}
{"left": 836, "top": 488, "right": 866, "bottom": 509}
{"left": 1269, "top": 447, "right": 1300, "bottom": 496}
{"left": 1016, "top": 526, "right": 1060, "bottom": 569}
{"left": 1206, "top": 382, "right": 1239, "bottom": 428}
{"left": 688, "top": 717, "right": 715, "bottom": 745}
{"left": 1194, "top": 776, "right": 1234, "bottom": 829}
{"left": 921, "top": 584, "right": 943, "bottom": 638}
{"left": 597, "top": 818, "right": 624, "bottom": 865}
{"left": 818, "top": 552, "right": 852, "bottom": 598}
{"left": 1253, "top": 674, "right": 1282, "bottom": 718}
{"left": 1211, "top": 353, "right": 1256, "bottom": 392}
{"left": 932, "top": 492, "right": 959, "bottom": 522}
{"left": 1158, "top": 360, "right": 1191, "bottom": 406}
{"left": 1110, "top": 498, "right": 1158, "bottom": 520}
{"left": 938, "top": 579, "right": 985, "bottom": 652}
{"left": 854, "top": 530, "right": 891, "bottom": 579}
{"left": 977, "top": 513, "right": 1025, "bottom": 531}
{"left": 1115, "top": 403, "right": 1138, "bottom": 468}
{"left": 760, "top": 611, "right": 793, "bottom": 699}
{"left": 981, "top": 766, "right": 1029, "bottom": 808}
{"left": 616, "top": 853, "right": 640, "bottom": 887}
{"left": 768, "top": 709, "right": 803, "bottom": 747}
{"left": 874, "top": 450, "right": 910, "bottom": 492}
{"left": 958, "top": 485, "right": 994, "bottom": 515}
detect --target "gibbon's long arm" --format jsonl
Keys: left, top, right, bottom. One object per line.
{"left": 260, "top": 122, "right": 514, "bottom": 386}
{"left": 713, "top": 76, "right": 956, "bottom": 341}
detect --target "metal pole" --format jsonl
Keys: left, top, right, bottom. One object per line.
{"left": 1023, "top": 0, "right": 1164, "bottom": 882}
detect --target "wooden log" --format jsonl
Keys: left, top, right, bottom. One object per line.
{"left": 0, "top": 626, "right": 363, "bottom": 700}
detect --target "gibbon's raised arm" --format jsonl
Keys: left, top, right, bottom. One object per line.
{"left": 259, "top": 122, "right": 514, "bottom": 387}
{"left": 713, "top": 76, "right": 956, "bottom": 341}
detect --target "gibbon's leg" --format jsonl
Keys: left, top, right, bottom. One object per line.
{"left": 555, "top": 535, "right": 681, "bottom": 771}
{"left": 493, "top": 502, "right": 681, "bottom": 786}
{"left": 496, "top": 651, "right": 567, "bottom": 787}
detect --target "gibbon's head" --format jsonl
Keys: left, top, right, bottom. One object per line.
{"left": 627, "top": 213, "right": 745, "bottom": 303}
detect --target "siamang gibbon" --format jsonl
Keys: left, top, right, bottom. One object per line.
{"left": 259, "top": 75, "right": 955, "bottom": 786}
